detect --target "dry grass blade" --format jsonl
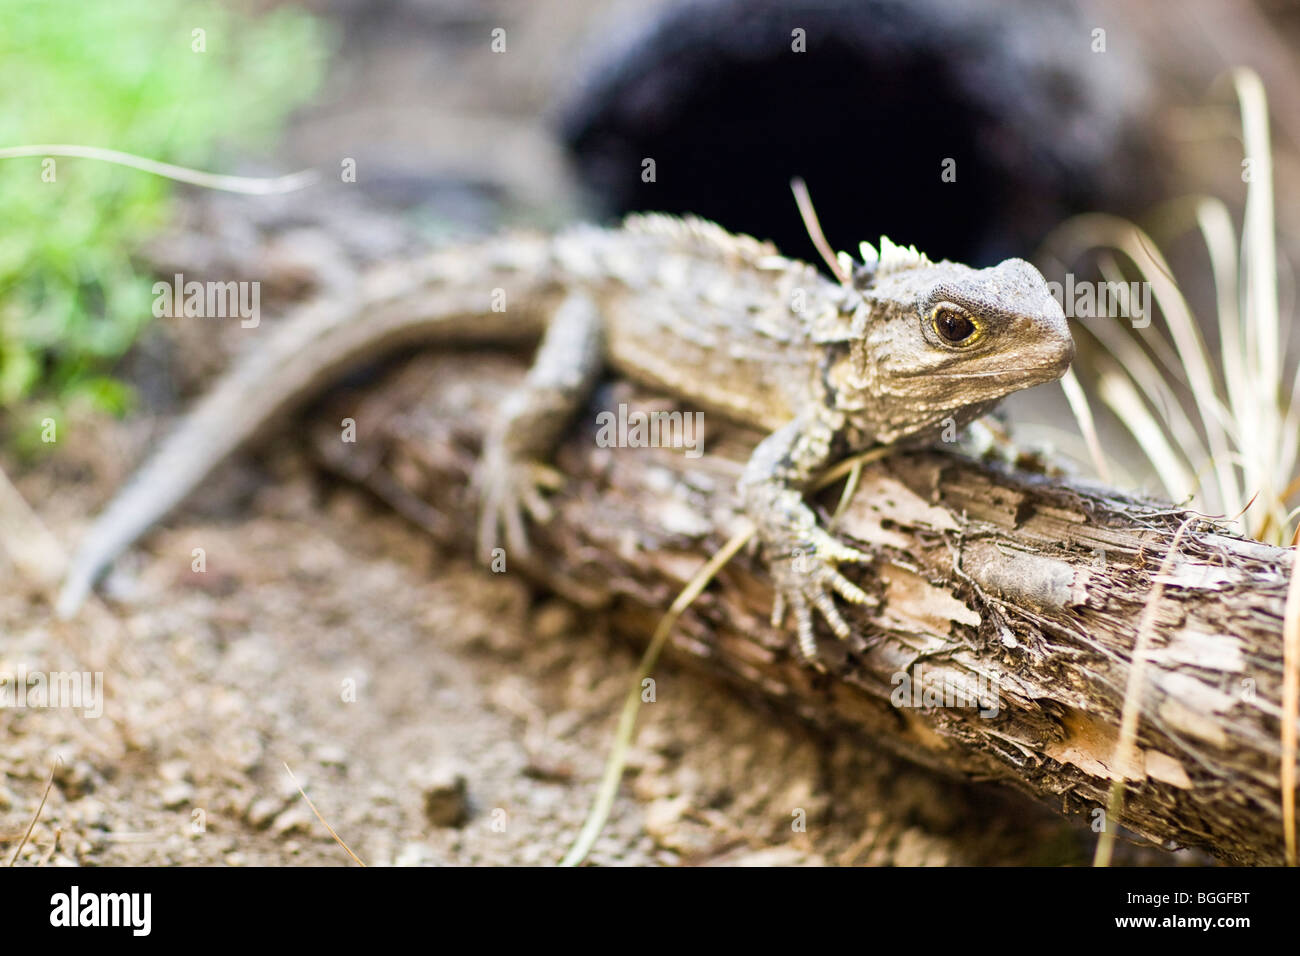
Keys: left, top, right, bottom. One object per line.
{"left": 1058, "top": 368, "right": 1112, "bottom": 485}
{"left": 812, "top": 446, "right": 894, "bottom": 492}
{"left": 0, "top": 144, "right": 319, "bottom": 195}
{"left": 37, "top": 829, "right": 62, "bottom": 867}
{"left": 790, "top": 177, "right": 849, "bottom": 284}
{"left": 1195, "top": 199, "right": 1246, "bottom": 442}
{"left": 1094, "top": 517, "right": 1196, "bottom": 868}
{"left": 561, "top": 446, "right": 894, "bottom": 866}
{"left": 1233, "top": 69, "right": 1279, "bottom": 395}
{"left": 1047, "top": 215, "right": 1246, "bottom": 519}
{"left": 1097, "top": 371, "right": 1198, "bottom": 501}
{"left": 282, "top": 763, "right": 365, "bottom": 866}
{"left": 560, "top": 524, "right": 755, "bottom": 867}
{"left": 1284, "top": 362, "right": 1300, "bottom": 488}
{"left": 1283, "top": 547, "right": 1300, "bottom": 865}
{"left": 1049, "top": 70, "right": 1297, "bottom": 548}
{"left": 1094, "top": 256, "right": 1221, "bottom": 470}
{"left": 8, "top": 758, "right": 61, "bottom": 867}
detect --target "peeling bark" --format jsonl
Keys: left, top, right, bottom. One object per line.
{"left": 311, "top": 351, "right": 1295, "bottom": 865}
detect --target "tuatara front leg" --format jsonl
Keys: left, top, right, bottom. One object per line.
{"left": 740, "top": 410, "right": 874, "bottom": 661}
{"left": 475, "top": 292, "right": 605, "bottom": 563}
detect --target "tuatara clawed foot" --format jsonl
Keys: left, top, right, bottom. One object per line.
{"left": 473, "top": 443, "right": 564, "bottom": 564}
{"left": 764, "top": 526, "right": 873, "bottom": 661}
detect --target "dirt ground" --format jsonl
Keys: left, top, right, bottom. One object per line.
{"left": 7, "top": 417, "right": 1136, "bottom": 867}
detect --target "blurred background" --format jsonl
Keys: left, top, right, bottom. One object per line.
{"left": 6, "top": 0, "right": 1300, "bottom": 521}
{"left": 2, "top": 0, "right": 1299, "bottom": 866}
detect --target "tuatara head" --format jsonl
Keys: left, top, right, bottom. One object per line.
{"left": 833, "top": 237, "right": 1075, "bottom": 441}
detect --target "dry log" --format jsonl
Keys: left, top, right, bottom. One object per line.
{"left": 309, "top": 350, "right": 1295, "bottom": 865}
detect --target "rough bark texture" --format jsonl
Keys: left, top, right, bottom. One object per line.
{"left": 310, "top": 351, "right": 1295, "bottom": 865}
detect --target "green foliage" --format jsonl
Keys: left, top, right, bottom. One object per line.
{"left": 0, "top": 0, "right": 330, "bottom": 411}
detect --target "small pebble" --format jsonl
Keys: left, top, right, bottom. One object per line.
{"left": 418, "top": 765, "right": 470, "bottom": 828}
{"left": 160, "top": 782, "right": 194, "bottom": 809}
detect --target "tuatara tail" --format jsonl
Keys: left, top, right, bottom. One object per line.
{"left": 57, "top": 242, "right": 555, "bottom": 618}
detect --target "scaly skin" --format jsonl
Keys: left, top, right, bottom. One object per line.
{"left": 58, "top": 214, "right": 1073, "bottom": 660}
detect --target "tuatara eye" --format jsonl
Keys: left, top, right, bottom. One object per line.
{"left": 932, "top": 305, "right": 977, "bottom": 344}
